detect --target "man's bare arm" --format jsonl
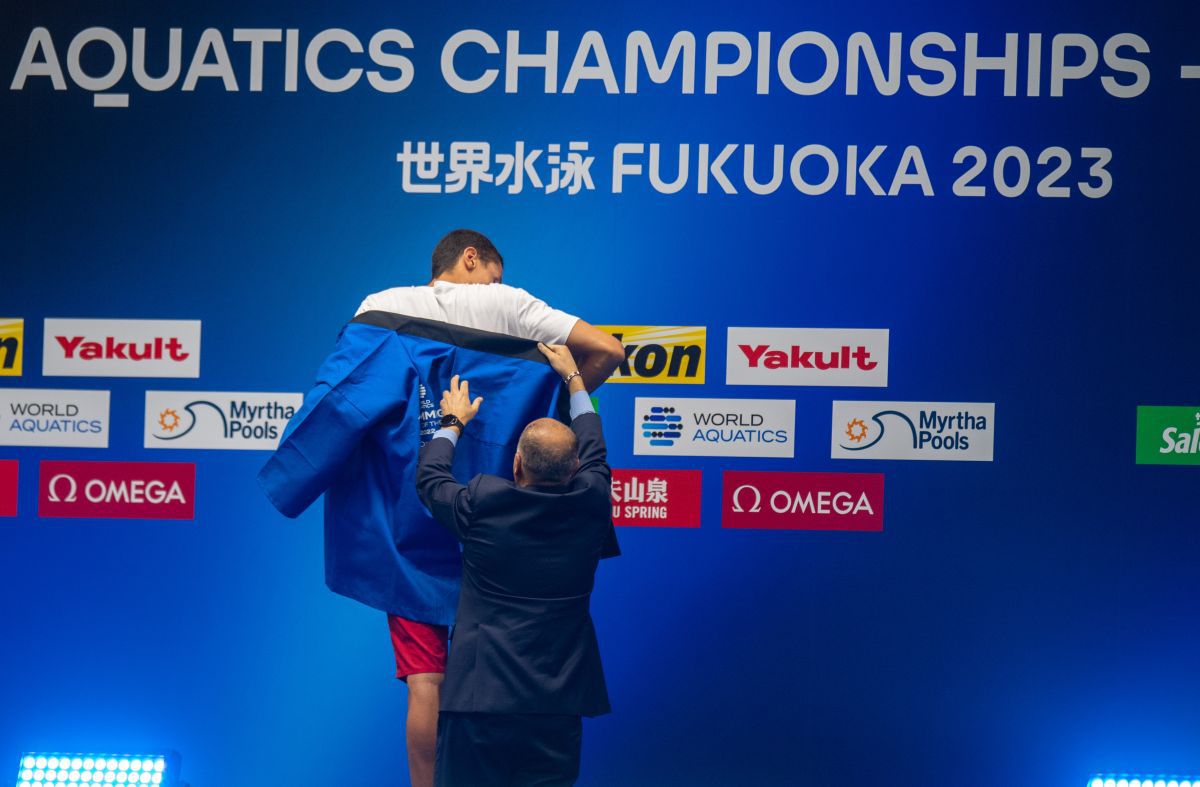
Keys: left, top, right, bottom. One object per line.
{"left": 564, "top": 320, "right": 625, "bottom": 392}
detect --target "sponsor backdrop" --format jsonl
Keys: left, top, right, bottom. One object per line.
{"left": 2, "top": 1, "right": 1198, "bottom": 785}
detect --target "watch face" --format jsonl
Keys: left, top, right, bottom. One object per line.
{"left": 440, "top": 414, "right": 461, "bottom": 428}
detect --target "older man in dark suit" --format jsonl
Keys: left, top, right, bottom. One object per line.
{"left": 416, "top": 343, "right": 617, "bottom": 787}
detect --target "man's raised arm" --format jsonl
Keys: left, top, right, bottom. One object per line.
{"left": 564, "top": 320, "right": 625, "bottom": 393}
{"left": 538, "top": 343, "right": 620, "bottom": 559}
{"left": 416, "top": 375, "right": 483, "bottom": 542}
{"left": 538, "top": 342, "right": 606, "bottom": 481}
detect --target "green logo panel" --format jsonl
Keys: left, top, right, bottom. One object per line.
{"left": 1136, "top": 406, "right": 1200, "bottom": 465}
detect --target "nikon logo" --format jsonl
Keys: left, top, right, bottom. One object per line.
{"left": 598, "top": 326, "right": 705, "bottom": 384}
{"left": 0, "top": 319, "right": 23, "bottom": 376}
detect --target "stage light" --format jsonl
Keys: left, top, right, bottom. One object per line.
{"left": 14, "top": 753, "right": 181, "bottom": 787}
{"left": 1090, "top": 776, "right": 1200, "bottom": 787}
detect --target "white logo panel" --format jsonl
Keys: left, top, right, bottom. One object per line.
{"left": 727, "top": 328, "right": 889, "bottom": 387}
{"left": 634, "top": 397, "right": 795, "bottom": 458}
{"left": 0, "top": 388, "right": 110, "bottom": 447}
{"left": 831, "top": 400, "right": 995, "bottom": 461}
{"left": 145, "top": 391, "right": 301, "bottom": 450}
{"left": 43, "top": 318, "right": 202, "bottom": 377}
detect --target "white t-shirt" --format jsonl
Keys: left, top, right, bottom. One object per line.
{"left": 355, "top": 281, "right": 579, "bottom": 345}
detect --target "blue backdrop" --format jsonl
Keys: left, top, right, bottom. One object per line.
{"left": 3, "top": 1, "right": 1198, "bottom": 785}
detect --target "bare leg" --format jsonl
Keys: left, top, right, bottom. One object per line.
{"left": 405, "top": 672, "right": 444, "bottom": 787}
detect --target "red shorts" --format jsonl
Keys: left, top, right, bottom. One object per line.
{"left": 388, "top": 614, "right": 448, "bottom": 680}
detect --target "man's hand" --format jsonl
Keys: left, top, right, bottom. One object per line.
{"left": 538, "top": 343, "right": 587, "bottom": 394}
{"left": 440, "top": 375, "right": 483, "bottom": 428}
{"left": 563, "top": 320, "right": 625, "bottom": 392}
{"left": 538, "top": 343, "right": 579, "bottom": 378}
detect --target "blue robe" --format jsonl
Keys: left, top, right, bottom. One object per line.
{"left": 259, "top": 311, "right": 569, "bottom": 624}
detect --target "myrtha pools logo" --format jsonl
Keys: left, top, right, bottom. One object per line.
{"left": 831, "top": 401, "right": 995, "bottom": 461}
{"left": 145, "top": 391, "right": 300, "bottom": 450}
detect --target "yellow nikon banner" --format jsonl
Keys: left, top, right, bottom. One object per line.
{"left": 597, "top": 326, "right": 705, "bottom": 384}
{"left": 0, "top": 319, "right": 23, "bottom": 376}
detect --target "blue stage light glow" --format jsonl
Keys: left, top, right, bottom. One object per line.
{"left": 1090, "top": 776, "right": 1199, "bottom": 787}
{"left": 15, "top": 753, "right": 177, "bottom": 787}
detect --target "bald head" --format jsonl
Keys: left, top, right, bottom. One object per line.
{"left": 514, "top": 418, "right": 579, "bottom": 486}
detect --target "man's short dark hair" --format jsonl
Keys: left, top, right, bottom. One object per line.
{"left": 431, "top": 229, "right": 503, "bottom": 278}
{"left": 518, "top": 422, "right": 579, "bottom": 485}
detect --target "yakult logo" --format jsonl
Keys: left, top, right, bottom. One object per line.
{"left": 43, "top": 319, "right": 202, "bottom": 377}
{"left": 39, "top": 461, "right": 195, "bottom": 519}
{"left": 726, "top": 328, "right": 889, "bottom": 387}
{"left": 723, "top": 471, "right": 884, "bottom": 531}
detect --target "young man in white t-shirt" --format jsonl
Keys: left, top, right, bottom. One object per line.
{"left": 355, "top": 229, "right": 623, "bottom": 787}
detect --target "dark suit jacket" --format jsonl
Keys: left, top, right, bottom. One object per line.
{"left": 416, "top": 411, "right": 618, "bottom": 717}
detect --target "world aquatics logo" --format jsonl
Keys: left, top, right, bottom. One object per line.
{"left": 642, "top": 405, "right": 682, "bottom": 446}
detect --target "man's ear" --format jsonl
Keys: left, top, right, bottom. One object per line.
{"left": 513, "top": 451, "right": 522, "bottom": 481}
{"left": 461, "top": 246, "right": 478, "bottom": 271}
